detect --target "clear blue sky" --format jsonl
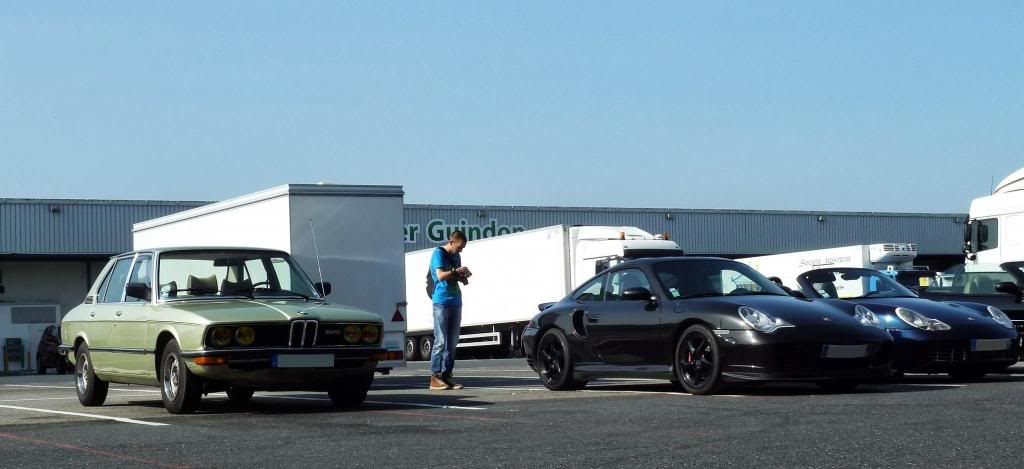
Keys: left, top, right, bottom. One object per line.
{"left": 1, "top": 2, "right": 1020, "bottom": 212}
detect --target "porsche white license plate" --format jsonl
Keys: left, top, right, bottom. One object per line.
{"left": 272, "top": 354, "right": 334, "bottom": 368}
{"left": 821, "top": 344, "right": 869, "bottom": 359}
{"left": 971, "top": 339, "right": 1010, "bottom": 352}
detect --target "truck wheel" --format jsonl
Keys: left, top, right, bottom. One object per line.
{"left": 405, "top": 337, "right": 419, "bottom": 361}
{"left": 419, "top": 336, "right": 434, "bottom": 361}
{"left": 75, "top": 344, "right": 109, "bottom": 406}
{"left": 160, "top": 340, "right": 204, "bottom": 414}
{"left": 327, "top": 373, "right": 373, "bottom": 408}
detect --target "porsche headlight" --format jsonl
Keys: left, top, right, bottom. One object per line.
{"left": 738, "top": 306, "right": 790, "bottom": 333}
{"left": 209, "top": 327, "right": 232, "bottom": 347}
{"left": 235, "top": 326, "right": 256, "bottom": 346}
{"left": 361, "top": 325, "right": 381, "bottom": 344}
{"left": 895, "top": 307, "right": 951, "bottom": 331}
{"left": 985, "top": 306, "right": 1015, "bottom": 330}
{"left": 854, "top": 305, "right": 883, "bottom": 328}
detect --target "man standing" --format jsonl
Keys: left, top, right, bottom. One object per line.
{"left": 429, "top": 230, "right": 472, "bottom": 390}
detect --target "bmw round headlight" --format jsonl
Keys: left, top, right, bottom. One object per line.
{"left": 854, "top": 305, "right": 883, "bottom": 328}
{"left": 235, "top": 326, "right": 256, "bottom": 346}
{"left": 895, "top": 307, "right": 951, "bottom": 331}
{"left": 738, "top": 306, "right": 789, "bottom": 333}
{"left": 361, "top": 325, "right": 380, "bottom": 344}
{"left": 343, "top": 324, "right": 362, "bottom": 344}
{"left": 985, "top": 306, "right": 1015, "bottom": 330}
{"left": 209, "top": 327, "right": 232, "bottom": 347}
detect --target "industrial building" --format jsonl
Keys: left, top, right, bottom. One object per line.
{"left": 2, "top": 196, "right": 967, "bottom": 319}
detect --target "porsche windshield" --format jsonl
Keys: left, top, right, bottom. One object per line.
{"left": 157, "top": 250, "right": 319, "bottom": 301}
{"left": 653, "top": 259, "right": 789, "bottom": 299}
{"left": 798, "top": 268, "right": 916, "bottom": 299}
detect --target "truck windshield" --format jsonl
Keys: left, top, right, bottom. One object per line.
{"left": 797, "top": 268, "right": 916, "bottom": 299}
{"left": 653, "top": 259, "right": 789, "bottom": 300}
{"left": 158, "top": 250, "right": 319, "bottom": 301}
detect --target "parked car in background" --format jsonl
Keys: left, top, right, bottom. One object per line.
{"left": 61, "top": 247, "right": 388, "bottom": 414}
{"left": 920, "top": 263, "right": 1024, "bottom": 352}
{"left": 522, "top": 257, "right": 893, "bottom": 395}
{"left": 796, "top": 268, "right": 1019, "bottom": 379}
{"left": 36, "top": 324, "right": 71, "bottom": 374}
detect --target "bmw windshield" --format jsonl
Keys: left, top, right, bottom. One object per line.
{"left": 798, "top": 268, "right": 916, "bottom": 299}
{"left": 157, "top": 250, "right": 320, "bottom": 301}
{"left": 653, "top": 259, "right": 789, "bottom": 300}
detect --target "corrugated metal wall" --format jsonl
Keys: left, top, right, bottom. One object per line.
{"left": 0, "top": 199, "right": 208, "bottom": 255}
{"left": 1, "top": 199, "right": 966, "bottom": 256}
{"left": 403, "top": 205, "right": 967, "bottom": 256}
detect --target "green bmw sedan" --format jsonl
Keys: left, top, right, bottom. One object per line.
{"left": 60, "top": 247, "right": 389, "bottom": 414}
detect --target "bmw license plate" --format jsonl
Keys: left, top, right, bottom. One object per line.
{"left": 821, "top": 344, "right": 869, "bottom": 359}
{"left": 272, "top": 354, "right": 334, "bottom": 368}
{"left": 971, "top": 339, "right": 1010, "bottom": 352}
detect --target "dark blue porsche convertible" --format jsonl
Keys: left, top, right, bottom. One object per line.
{"left": 796, "top": 267, "right": 1020, "bottom": 379}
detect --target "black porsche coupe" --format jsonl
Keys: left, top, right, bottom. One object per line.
{"left": 522, "top": 257, "right": 894, "bottom": 394}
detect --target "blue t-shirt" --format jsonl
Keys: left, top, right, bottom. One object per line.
{"left": 430, "top": 247, "right": 462, "bottom": 306}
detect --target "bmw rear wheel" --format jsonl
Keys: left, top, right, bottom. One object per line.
{"left": 75, "top": 344, "right": 109, "bottom": 406}
{"left": 160, "top": 339, "right": 204, "bottom": 414}
{"left": 536, "top": 329, "right": 586, "bottom": 391}
{"left": 674, "top": 325, "right": 723, "bottom": 395}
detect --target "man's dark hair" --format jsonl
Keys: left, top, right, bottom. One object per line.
{"left": 449, "top": 230, "right": 468, "bottom": 242}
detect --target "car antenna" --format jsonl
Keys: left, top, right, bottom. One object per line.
{"left": 308, "top": 218, "right": 327, "bottom": 298}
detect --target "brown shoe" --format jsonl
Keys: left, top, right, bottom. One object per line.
{"left": 430, "top": 374, "right": 451, "bottom": 390}
{"left": 441, "top": 374, "right": 464, "bottom": 390}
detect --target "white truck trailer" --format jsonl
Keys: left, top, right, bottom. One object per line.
{"left": 132, "top": 184, "right": 408, "bottom": 372}
{"left": 402, "top": 225, "right": 682, "bottom": 360}
{"left": 739, "top": 243, "right": 928, "bottom": 294}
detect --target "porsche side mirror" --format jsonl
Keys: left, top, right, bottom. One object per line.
{"left": 995, "top": 282, "right": 1023, "bottom": 303}
{"left": 315, "top": 282, "right": 332, "bottom": 297}
{"left": 125, "top": 282, "right": 151, "bottom": 301}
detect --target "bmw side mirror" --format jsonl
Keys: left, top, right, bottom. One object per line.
{"left": 125, "top": 282, "right": 150, "bottom": 301}
{"left": 315, "top": 282, "right": 332, "bottom": 297}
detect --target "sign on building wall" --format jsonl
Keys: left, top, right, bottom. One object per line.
{"left": 404, "top": 218, "right": 526, "bottom": 244}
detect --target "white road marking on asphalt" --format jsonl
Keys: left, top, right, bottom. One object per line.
{"left": 0, "top": 394, "right": 156, "bottom": 403}
{"left": 261, "top": 395, "right": 486, "bottom": 410}
{"left": 0, "top": 404, "right": 169, "bottom": 426}
{"left": 3, "top": 384, "right": 162, "bottom": 394}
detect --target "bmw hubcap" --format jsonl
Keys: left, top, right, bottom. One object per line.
{"left": 163, "top": 355, "right": 180, "bottom": 401}
{"left": 76, "top": 356, "right": 89, "bottom": 394}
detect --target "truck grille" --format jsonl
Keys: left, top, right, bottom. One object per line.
{"left": 289, "top": 320, "right": 319, "bottom": 348}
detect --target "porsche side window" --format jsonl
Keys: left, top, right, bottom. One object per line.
{"left": 574, "top": 275, "right": 607, "bottom": 302}
{"left": 606, "top": 269, "right": 652, "bottom": 301}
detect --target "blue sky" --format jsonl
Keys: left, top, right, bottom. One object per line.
{"left": 1, "top": 2, "right": 1020, "bottom": 212}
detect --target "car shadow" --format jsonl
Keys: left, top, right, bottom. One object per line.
{"left": 578, "top": 380, "right": 968, "bottom": 396}
{"left": 109, "top": 393, "right": 499, "bottom": 415}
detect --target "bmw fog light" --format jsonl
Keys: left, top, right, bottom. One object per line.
{"left": 235, "top": 326, "right": 256, "bottom": 346}
{"left": 209, "top": 327, "right": 232, "bottom": 347}
{"left": 361, "top": 325, "right": 380, "bottom": 344}
{"left": 343, "top": 324, "right": 362, "bottom": 344}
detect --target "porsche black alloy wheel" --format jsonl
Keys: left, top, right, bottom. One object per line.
{"left": 537, "top": 329, "right": 585, "bottom": 391}
{"left": 674, "top": 325, "right": 723, "bottom": 395}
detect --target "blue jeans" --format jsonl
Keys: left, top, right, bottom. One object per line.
{"left": 430, "top": 304, "right": 462, "bottom": 375}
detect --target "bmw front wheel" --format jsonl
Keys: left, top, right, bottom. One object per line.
{"left": 160, "top": 340, "right": 204, "bottom": 414}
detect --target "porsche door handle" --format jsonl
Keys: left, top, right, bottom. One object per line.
{"left": 586, "top": 315, "right": 600, "bottom": 323}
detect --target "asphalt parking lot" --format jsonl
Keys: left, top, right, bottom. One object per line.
{"left": 1, "top": 359, "right": 1023, "bottom": 468}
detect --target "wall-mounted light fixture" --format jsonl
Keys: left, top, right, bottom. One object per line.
{"left": 665, "top": 213, "right": 673, "bottom": 220}
{"left": 817, "top": 215, "right": 827, "bottom": 223}
{"left": 477, "top": 209, "right": 487, "bottom": 218}
{"left": 48, "top": 205, "right": 61, "bottom": 214}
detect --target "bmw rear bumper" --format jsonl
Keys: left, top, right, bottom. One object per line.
{"left": 717, "top": 326, "right": 893, "bottom": 383}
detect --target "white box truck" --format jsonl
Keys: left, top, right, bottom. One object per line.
{"left": 739, "top": 243, "right": 929, "bottom": 293}
{"left": 963, "top": 166, "right": 1024, "bottom": 266}
{"left": 132, "top": 184, "right": 408, "bottom": 372}
{"left": 402, "top": 225, "right": 682, "bottom": 360}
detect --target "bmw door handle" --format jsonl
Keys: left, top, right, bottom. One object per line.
{"left": 115, "top": 311, "right": 123, "bottom": 317}
{"left": 89, "top": 312, "right": 95, "bottom": 318}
